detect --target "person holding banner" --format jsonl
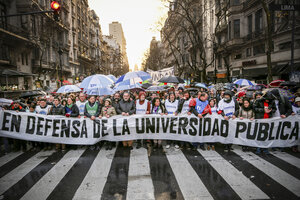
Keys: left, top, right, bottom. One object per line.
{"left": 151, "top": 97, "right": 166, "bottom": 150}
{"left": 65, "top": 96, "right": 80, "bottom": 118}
{"left": 100, "top": 98, "right": 117, "bottom": 150}
{"left": 217, "top": 90, "right": 239, "bottom": 152}
{"left": 164, "top": 92, "right": 179, "bottom": 149}
{"left": 135, "top": 91, "right": 151, "bottom": 149}
{"left": 117, "top": 92, "right": 136, "bottom": 149}
{"left": 76, "top": 93, "right": 87, "bottom": 116}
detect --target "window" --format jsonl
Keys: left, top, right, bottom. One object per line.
{"left": 25, "top": 54, "right": 28, "bottom": 65}
{"left": 0, "top": 3, "right": 7, "bottom": 29}
{"left": 21, "top": 53, "right": 24, "bottom": 65}
{"left": 255, "top": 9, "right": 263, "bottom": 33}
{"left": 278, "top": 41, "right": 291, "bottom": 50}
{"left": 231, "top": 0, "right": 240, "bottom": 6}
{"left": 246, "top": 48, "right": 252, "bottom": 57}
{"left": 218, "top": 55, "right": 222, "bottom": 68}
{"left": 228, "top": 21, "right": 232, "bottom": 40}
{"left": 233, "top": 19, "right": 240, "bottom": 38}
{"left": 234, "top": 54, "right": 242, "bottom": 59}
{"left": 253, "top": 44, "right": 265, "bottom": 55}
{"left": 247, "top": 15, "right": 252, "bottom": 36}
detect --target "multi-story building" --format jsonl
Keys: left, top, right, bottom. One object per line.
{"left": 109, "top": 21, "right": 129, "bottom": 73}
{"left": 208, "top": 0, "right": 300, "bottom": 84}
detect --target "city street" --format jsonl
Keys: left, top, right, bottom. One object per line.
{"left": 0, "top": 144, "right": 299, "bottom": 200}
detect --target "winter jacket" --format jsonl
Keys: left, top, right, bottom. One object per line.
{"left": 176, "top": 98, "right": 191, "bottom": 114}
{"left": 116, "top": 99, "right": 136, "bottom": 115}
{"left": 253, "top": 99, "right": 277, "bottom": 119}
{"left": 238, "top": 107, "right": 254, "bottom": 119}
{"left": 101, "top": 106, "right": 117, "bottom": 117}
{"left": 65, "top": 104, "right": 80, "bottom": 117}
{"left": 49, "top": 104, "right": 65, "bottom": 115}
{"left": 276, "top": 96, "right": 293, "bottom": 117}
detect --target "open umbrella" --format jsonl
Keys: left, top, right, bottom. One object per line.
{"left": 20, "top": 90, "right": 45, "bottom": 98}
{"left": 80, "top": 74, "right": 114, "bottom": 90}
{"left": 233, "top": 79, "right": 254, "bottom": 86}
{"left": 84, "top": 87, "right": 114, "bottom": 96}
{"left": 158, "top": 76, "right": 184, "bottom": 83}
{"left": 56, "top": 85, "right": 81, "bottom": 93}
{"left": 195, "top": 83, "right": 208, "bottom": 89}
{"left": 268, "top": 80, "right": 285, "bottom": 87}
{"left": 264, "top": 88, "right": 295, "bottom": 100}
{"left": 113, "top": 79, "right": 142, "bottom": 92}
{"left": 145, "top": 85, "right": 168, "bottom": 92}
{"left": 107, "top": 75, "right": 117, "bottom": 82}
{"left": 116, "top": 71, "right": 151, "bottom": 84}
{"left": 0, "top": 98, "right": 13, "bottom": 106}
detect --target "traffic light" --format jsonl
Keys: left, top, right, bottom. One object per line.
{"left": 50, "top": 1, "right": 60, "bottom": 21}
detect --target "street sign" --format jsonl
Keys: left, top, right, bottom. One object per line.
{"left": 269, "top": 4, "right": 300, "bottom": 11}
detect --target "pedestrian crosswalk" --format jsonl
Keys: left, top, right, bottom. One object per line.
{"left": 0, "top": 146, "right": 299, "bottom": 200}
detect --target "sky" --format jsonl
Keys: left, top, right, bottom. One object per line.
{"left": 88, "top": 0, "right": 169, "bottom": 71}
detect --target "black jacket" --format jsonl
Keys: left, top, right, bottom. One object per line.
{"left": 49, "top": 104, "right": 65, "bottom": 115}
{"left": 253, "top": 99, "right": 277, "bottom": 119}
{"left": 275, "top": 96, "right": 293, "bottom": 117}
{"left": 84, "top": 101, "right": 101, "bottom": 118}
{"left": 176, "top": 98, "right": 191, "bottom": 114}
{"left": 116, "top": 99, "right": 136, "bottom": 115}
{"left": 65, "top": 104, "right": 79, "bottom": 117}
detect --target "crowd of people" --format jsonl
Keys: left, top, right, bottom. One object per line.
{"left": 1, "top": 85, "right": 300, "bottom": 154}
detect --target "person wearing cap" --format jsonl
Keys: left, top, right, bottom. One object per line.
{"left": 100, "top": 98, "right": 117, "bottom": 150}
{"left": 292, "top": 97, "right": 300, "bottom": 115}
{"left": 76, "top": 92, "right": 87, "bottom": 116}
{"left": 217, "top": 90, "right": 239, "bottom": 152}
{"left": 135, "top": 91, "right": 151, "bottom": 149}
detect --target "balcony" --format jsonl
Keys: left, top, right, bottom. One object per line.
{"left": 228, "top": 4, "right": 243, "bottom": 15}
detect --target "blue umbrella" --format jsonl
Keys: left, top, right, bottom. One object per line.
{"left": 116, "top": 71, "right": 151, "bottom": 84}
{"left": 80, "top": 74, "right": 114, "bottom": 90}
{"left": 113, "top": 79, "right": 142, "bottom": 92}
{"left": 107, "top": 74, "right": 117, "bottom": 82}
{"left": 84, "top": 87, "right": 114, "bottom": 96}
{"left": 195, "top": 83, "right": 208, "bottom": 89}
{"left": 234, "top": 79, "right": 254, "bottom": 86}
{"left": 56, "top": 85, "right": 81, "bottom": 93}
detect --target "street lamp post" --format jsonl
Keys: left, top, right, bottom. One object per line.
{"left": 58, "top": 47, "right": 63, "bottom": 87}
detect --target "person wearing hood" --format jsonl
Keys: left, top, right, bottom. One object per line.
{"left": 217, "top": 90, "right": 239, "bottom": 152}
{"left": 270, "top": 89, "right": 293, "bottom": 118}
{"left": 135, "top": 91, "right": 151, "bottom": 149}
{"left": 253, "top": 91, "right": 277, "bottom": 154}
{"left": 238, "top": 98, "right": 254, "bottom": 151}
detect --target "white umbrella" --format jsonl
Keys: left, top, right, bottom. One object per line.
{"left": 80, "top": 74, "right": 114, "bottom": 90}
{"left": 0, "top": 98, "right": 13, "bottom": 106}
{"left": 56, "top": 85, "right": 81, "bottom": 93}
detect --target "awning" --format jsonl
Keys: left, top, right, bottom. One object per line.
{"left": 0, "top": 69, "right": 37, "bottom": 77}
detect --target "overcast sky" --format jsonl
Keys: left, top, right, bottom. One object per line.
{"left": 88, "top": 0, "right": 168, "bottom": 70}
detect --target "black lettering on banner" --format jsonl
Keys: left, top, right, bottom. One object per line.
{"left": 235, "top": 122, "right": 247, "bottom": 138}
{"left": 189, "top": 118, "right": 198, "bottom": 136}
{"left": 280, "top": 121, "right": 291, "bottom": 140}
{"left": 170, "top": 117, "right": 177, "bottom": 134}
{"left": 61, "top": 120, "right": 71, "bottom": 138}
{"left": 211, "top": 119, "right": 219, "bottom": 136}
{"left": 247, "top": 122, "right": 258, "bottom": 140}
{"left": 122, "top": 119, "right": 130, "bottom": 135}
{"left": 156, "top": 117, "right": 160, "bottom": 133}
{"left": 102, "top": 119, "right": 108, "bottom": 137}
{"left": 93, "top": 119, "right": 100, "bottom": 138}
{"left": 136, "top": 118, "right": 145, "bottom": 134}
{"left": 257, "top": 123, "right": 269, "bottom": 141}
{"left": 36, "top": 117, "right": 44, "bottom": 136}
{"left": 146, "top": 118, "right": 155, "bottom": 133}
{"left": 268, "top": 122, "right": 275, "bottom": 140}
{"left": 161, "top": 117, "right": 170, "bottom": 133}
{"left": 113, "top": 119, "right": 121, "bottom": 136}
{"left": 289, "top": 122, "right": 299, "bottom": 140}
{"left": 71, "top": 120, "right": 80, "bottom": 137}
{"left": 45, "top": 119, "right": 52, "bottom": 136}
{"left": 178, "top": 117, "right": 188, "bottom": 135}
{"left": 198, "top": 118, "right": 203, "bottom": 136}
{"left": 203, "top": 118, "right": 211, "bottom": 136}
{"left": 220, "top": 119, "right": 228, "bottom": 137}
{"left": 2, "top": 112, "right": 11, "bottom": 131}
{"left": 52, "top": 119, "right": 60, "bottom": 137}
{"left": 26, "top": 116, "right": 35, "bottom": 134}
{"left": 81, "top": 120, "right": 88, "bottom": 138}
{"left": 276, "top": 122, "right": 282, "bottom": 139}
{"left": 10, "top": 114, "right": 21, "bottom": 132}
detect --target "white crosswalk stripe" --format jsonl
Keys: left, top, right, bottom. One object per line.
{"left": 199, "top": 150, "right": 269, "bottom": 200}
{"left": 0, "top": 147, "right": 299, "bottom": 200}
{"left": 0, "top": 150, "right": 54, "bottom": 195}
{"left": 271, "top": 151, "right": 300, "bottom": 168}
{"left": 0, "top": 151, "right": 23, "bottom": 168}
{"left": 233, "top": 149, "right": 300, "bottom": 197}
{"left": 73, "top": 148, "right": 116, "bottom": 200}
{"left": 126, "top": 147, "right": 155, "bottom": 200}
{"left": 165, "top": 148, "right": 214, "bottom": 200}
{"left": 20, "top": 150, "right": 85, "bottom": 200}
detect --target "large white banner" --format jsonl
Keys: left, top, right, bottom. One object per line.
{"left": 147, "top": 67, "right": 174, "bottom": 83}
{"left": 0, "top": 110, "right": 299, "bottom": 148}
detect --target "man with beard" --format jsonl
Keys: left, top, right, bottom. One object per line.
{"left": 76, "top": 92, "right": 87, "bottom": 116}
{"left": 217, "top": 90, "right": 239, "bottom": 152}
